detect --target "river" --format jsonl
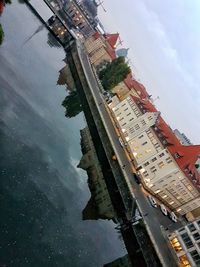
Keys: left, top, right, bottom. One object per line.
{"left": 0, "top": 2, "right": 125, "bottom": 267}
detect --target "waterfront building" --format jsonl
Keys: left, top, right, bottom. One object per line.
{"left": 174, "top": 129, "right": 192, "bottom": 146}
{"left": 112, "top": 73, "right": 149, "bottom": 101}
{"left": 168, "top": 219, "right": 200, "bottom": 266}
{"left": 84, "top": 31, "right": 119, "bottom": 67}
{"left": 112, "top": 95, "right": 200, "bottom": 220}
{"left": 64, "top": 0, "right": 96, "bottom": 37}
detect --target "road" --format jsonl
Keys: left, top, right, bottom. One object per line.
{"left": 76, "top": 41, "right": 180, "bottom": 267}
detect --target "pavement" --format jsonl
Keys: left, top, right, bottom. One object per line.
{"left": 76, "top": 41, "right": 180, "bottom": 267}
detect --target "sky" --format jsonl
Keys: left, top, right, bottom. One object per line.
{"left": 98, "top": 0, "right": 200, "bottom": 144}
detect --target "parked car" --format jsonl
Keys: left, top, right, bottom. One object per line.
{"left": 118, "top": 137, "right": 124, "bottom": 147}
{"left": 169, "top": 211, "right": 177, "bottom": 223}
{"left": 148, "top": 195, "right": 157, "bottom": 208}
{"left": 160, "top": 204, "right": 168, "bottom": 216}
{"left": 133, "top": 173, "right": 141, "bottom": 184}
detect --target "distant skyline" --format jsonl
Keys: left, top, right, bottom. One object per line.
{"left": 98, "top": 0, "right": 200, "bottom": 144}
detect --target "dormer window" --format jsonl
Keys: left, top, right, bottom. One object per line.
{"left": 163, "top": 140, "right": 168, "bottom": 145}
{"left": 174, "top": 152, "right": 181, "bottom": 159}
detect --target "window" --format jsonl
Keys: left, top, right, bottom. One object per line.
{"left": 121, "top": 122, "right": 127, "bottom": 127}
{"left": 174, "top": 152, "right": 181, "bottom": 159}
{"left": 188, "top": 223, "right": 196, "bottom": 232}
{"left": 135, "top": 124, "right": 140, "bottom": 130}
{"left": 129, "top": 118, "right": 134, "bottom": 122}
{"left": 142, "top": 141, "right": 147, "bottom": 146}
{"left": 152, "top": 157, "right": 157, "bottom": 162}
{"left": 145, "top": 149, "right": 151, "bottom": 153}
{"left": 159, "top": 152, "right": 165, "bottom": 157}
{"left": 181, "top": 233, "right": 193, "bottom": 248}
{"left": 158, "top": 161, "right": 165, "bottom": 168}
{"left": 150, "top": 166, "right": 156, "bottom": 171}
{"left": 144, "top": 162, "right": 150, "bottom": 167}
{"left": 141, "top": 120, "right": 146, "bottom": 126}
{"left": 197, "top": 220, "right": 200, "bottom": 228}
{"left": 179, "top": 255, "right": 190, "bottom": 267}
{"left": 124, "top": 108, "right": 128, "bottom": 111}
{"left": 190, "top": 250, "right": 200, "bottom": 265}
{"left": 139, "top": 134, "right": 144, "bottom": 139}
{"left": 126, "top": 113, "right": 131, "bottom": 116}
{"left": 193, "top": 232, "right": 200, "bottom": 241}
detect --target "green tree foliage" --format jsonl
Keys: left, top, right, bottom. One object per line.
{"left": 98, "top": 56, "right": 131, "bottom": 91}
{"left": 0, "top": 24, "right": 4, "bottom": 45}
{"left": 62, "top": 90, "right": 83, "bottom": 118}
{"left": 5, "top": 0, "right": 12, "bottom": 4}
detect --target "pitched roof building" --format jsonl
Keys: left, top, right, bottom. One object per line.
{"left": 112, "top": 95, "right": 200, "bottom": 220}
{"left": 84, "top": 31, "right": 119, "bottom": 67}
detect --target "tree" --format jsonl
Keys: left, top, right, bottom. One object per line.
{"left": 98, "top": 56, "right": 131, "bottom": 91}
{"left": 0, "top": 24, "right": 4, "bottom": 45}
{"left": 62, "top": 90, "right": 83, "bottom": 118}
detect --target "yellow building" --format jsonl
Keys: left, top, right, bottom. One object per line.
{"left": 84, "top": 32, "right": 119, "bottom": 67}
{"left": 112, "top": 73, "right": 150, "bottom": 101}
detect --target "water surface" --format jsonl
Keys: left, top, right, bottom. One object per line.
{"left": 0, "top": 2, "right": 124, "bottom": 266}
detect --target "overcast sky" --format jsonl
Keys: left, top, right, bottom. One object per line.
{"left": 98, "top": 0, "right": 200, "bottom": 144}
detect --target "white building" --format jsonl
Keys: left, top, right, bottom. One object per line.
{"left": 168, "top": 219, "right": 200, "bottom": 266}
{"left": 112, "top": 95, "right": 200, "bottom": 219}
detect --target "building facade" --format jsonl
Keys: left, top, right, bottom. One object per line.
{"left": 84, "top": 32, "right": 118, "bottom": 67}
{"left": 78, "top": 127, "right": 115, "bottom": 220}
{"left": 111, "top": 95, "right": 200, "bottom": 219}
{"left": 168, "top": 219, "right": 200, "bottom": 266}
{"left": 112, "top": 73, "right": 150, "bottom": 101}
{"left": 64, "top": 0, "right": 96, "bottom": 37}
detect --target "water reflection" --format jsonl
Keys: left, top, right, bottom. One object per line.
{"left": 0, "top": 1, "right": 125, "bottom": 266}
{"left": 47, "top": 31, "right": 61, "bottom": 48}
{"left": 62, "top": 91, "right": 83, "bottom": 118}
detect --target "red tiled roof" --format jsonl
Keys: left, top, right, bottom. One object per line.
{"left": 130, "top": 96, "right": 200, "bottom": 184}
{"left": 93, "top": 31, "right": 101, "bottom": 40}
{"left": 104, "top": 33, "right": 119, "bottom": 49}
{"left": 124, "top": 73, "right": 134, "bottom": 88}
{"left": 131, "top": 97, "right": 180, "bottom": 145}
{"left": 105, "top": 46, "right": 116, "bottom": 60}
{"left": 123, "top": 74, "right": 149, "bottom": 99}
{"left": 168, "top": 145, "right": 200, "bottom": 183}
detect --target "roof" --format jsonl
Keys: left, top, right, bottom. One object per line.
{"left": 104, "top": 33, "right": 119, "bottom": 49}
{"left": 105, "top": 46, "right": 116, "bottom": 60}
{"left": 93, "top": 31, "right": 101, "bottom": 40}
{"left": 130, "top": 96, "right": 200, "bottom": 185}
{"left": 168, "top": 145, "right": 200, "bottom": 184}
{"left": 123, "top": 74, "right": 149, "bottom": 99}
{"left": 131, "top": 97, "right": 180, "bottom": 145}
